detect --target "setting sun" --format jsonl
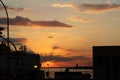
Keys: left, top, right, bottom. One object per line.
{"left": 42, "top": 61, "right": 58, "bottom": 67}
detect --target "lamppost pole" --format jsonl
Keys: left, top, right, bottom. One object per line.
{"left": 47, "top": 61, "right": 50, "bottom": 78}
{"left": 0, "top": 0, "right": 9, "bottom": 48}
{"left": 0, "top": 0, "right": 10, "bottom": 77}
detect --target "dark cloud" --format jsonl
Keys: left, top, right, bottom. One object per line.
{"left": 41, "top": 55, "right": 88, "bottom": 62}
{"left": 9, "top": 38, "right": 27, "bottom": 45}
{"left": 0, "top": 4, "right": 30, "bottom": 12}
{"left": 0, "top": 16, "right": 73, "bottom": 27}
{"left": 53, "top": 3, "right": 120, "bottom": 13}
{"left": 52, "top": 46, "right": 60, "bottom": 49}
{"left": 75, "top": 3, "right": 120, "bottom": 13}
{"left": 32, "top": 20, "right": 72, "bottom": 27}
{"left": 0, "top": 37, "right": 27, "bottom": 45}
{"left": 66, "top": 48, "right": 91, "bottom": 53}
{"left": 52, "top": 46, "right": 91, "bottom": 54}
{"left": 65, "top": 48, "right": 80, "bottom": 52}
{"left": 48, "top": 36, "right": 53, "bottom": 39}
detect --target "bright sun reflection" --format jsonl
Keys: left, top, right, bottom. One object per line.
{"left": 42, "top": 61, "right": 57, "bottom": 67}
{"left": 47, "top": 61, "right": 50, "bottom": 66}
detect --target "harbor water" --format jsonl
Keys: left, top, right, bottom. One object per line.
{"left": 41, "top": 67, "right": 93, "bottom": 79}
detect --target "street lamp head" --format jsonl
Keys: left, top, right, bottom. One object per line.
{"left": 0, "top": 27, "right": 4, "bottom": 35}
{"left": 0, "top": 27, "right": 4, "bottom": 31}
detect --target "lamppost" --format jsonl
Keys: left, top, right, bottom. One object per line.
{"left": 0, "top": 0, "right": 17, "bottom": 52}
{"left": 47, "top": 61, "right": 50, "bottom": 78}
{"left": 0, "top": 1, "right": 10, "bottom": 78}
{"left": 0, "top": 0, "right": 9, "bottom": 48}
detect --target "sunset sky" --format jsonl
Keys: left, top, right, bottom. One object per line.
{"left": 0, "top": 0, "right": 120, "bottom": 67}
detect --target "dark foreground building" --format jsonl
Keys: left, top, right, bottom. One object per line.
{"left": 0, "top": 42, "right": 45, "bottom": 80}
{"left": 0, "top": 26, "right": 45, "bottom": 80}
{"left": 93, "top": 46, "right": 120, "bottom": 80}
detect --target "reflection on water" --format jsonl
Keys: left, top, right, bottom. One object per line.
{"left": 41, "top": 67, "right": 93, "bottom": 79}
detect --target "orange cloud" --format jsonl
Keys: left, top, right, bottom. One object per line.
{"left": 53, "top": 3, "right": 73, "bottom": 8}
{"left": 53, "top": 3, "right": 120, "bottom": 13}
{"left": 69, "top": 16, "right": 90, "bottom": 23}
{"left": 0, "top": 4, "right": 30, "bottom": 12}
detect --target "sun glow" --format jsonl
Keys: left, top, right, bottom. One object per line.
{"left": 41, "top": 61, "right": 58, "bottom": 67}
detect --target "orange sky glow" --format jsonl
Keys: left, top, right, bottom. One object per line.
{"left": 0, "top": 0, "right": 120, "bottom": 67}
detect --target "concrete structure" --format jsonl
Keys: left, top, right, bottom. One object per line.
{"left": 54, "top": 67, "right": 92, "bottom": 80}
{"left": 93, "top": 46, "right": 120, "bottom": 80}
{"left": 0, "top": 52, "right": 40, "bottom": 72}
{"left": 55, "top": 71, "right": 92, "bottom": 80}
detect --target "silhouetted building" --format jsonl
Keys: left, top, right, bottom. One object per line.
{"left": 93, "top": 46, "right": 120, "bottom": 80}
{"left": 0, "top": 42, "right": 45, "bottom": 80}
{"left": 0, "top": 42, "right": 10, "bottom": 53}
{"left": 0, "top": 24, "right": 45, "bottom": 80}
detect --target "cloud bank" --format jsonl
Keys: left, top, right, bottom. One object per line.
{"left": 41, "top": 55, "right": 89, "bottom": 62}
{"left": 0, "top": 16, "right": 73, "bottom": 27}
{"left": 53, "top": 3, "right": 120, "bottom": 13}
{"left": 0, "top": 37, "right": 27, "bottom": 45}
{"left": 9, "top": 38, "right": 27, "bottom": 45}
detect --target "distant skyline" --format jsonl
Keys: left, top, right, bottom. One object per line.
{"left": 0, "top": 0, "right": 120, "bottom": 67}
